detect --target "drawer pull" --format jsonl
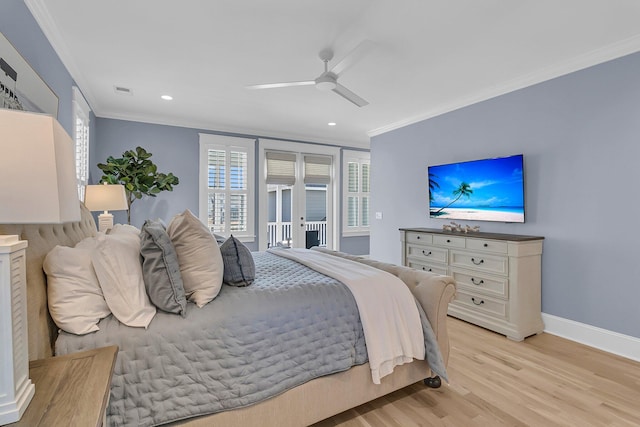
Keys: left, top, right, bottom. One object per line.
{"left": 422, "top": 250, "right": 432, "bottom": 256}
{"left": 422, "top": 267, "right": 432, "bottom": 272}
{"left": 471, "top": 258, "right": 484, "bottom": 265}
{"left": 483, "top": 243, "right": 488, "bottom": 247}
{"left": 416, "top": 235, "right": 421, "bottom": 239}
{"left": 470, "top": 278, "right": 484, "bottom": 286}
{"left": 471, "top": 297, "right": 485, "bottom": 306}
{"left": 446, "top": 239, "right": 451, "bottom": 243}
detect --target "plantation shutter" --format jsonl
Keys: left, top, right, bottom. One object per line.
{"left": 72, "top": 87, "right": 90, "bottom": 201}
{"left": 304, "top": 155, "right": 331, "bottom": 184}
{"left": 361, "top": 163, "right": 370, "bottom": 226}
{"left": 207, "top": 147, "right": 249, "bottom": 234}
{"left": 343, "top": 152, "right": 370, "bottom": 233}
{"left": 265, "top": 151, "right": 296, "bottom": 185}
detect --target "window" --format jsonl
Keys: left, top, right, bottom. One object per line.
{"left": 343, "top": 150, "right": 370, "bottom": 235}
{"left": 72, "top": 87, "right": 90, "bottom": 201}
{"left": 199, "top": 134, "right": 255, "bottom": 241}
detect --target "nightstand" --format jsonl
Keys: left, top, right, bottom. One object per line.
{"left": 7, "top": 345, "right": 118, "bottom": 427}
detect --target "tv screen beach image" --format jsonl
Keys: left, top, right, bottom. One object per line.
{"left": 428, "top": 155, "right": 525, "bottom": 223}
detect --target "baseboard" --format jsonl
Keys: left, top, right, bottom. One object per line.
{"left": 542, "top": 313, "right": 640, "bottom": 362}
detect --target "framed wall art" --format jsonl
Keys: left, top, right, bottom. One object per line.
{"left": 0, "top": 32, "right": 58, "bottom": 117}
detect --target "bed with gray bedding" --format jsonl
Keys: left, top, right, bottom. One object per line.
{"left": 55, "top": 251, "right": 445, "bottom": 426}
{"left": 2, "top": 203, "right": 456, "bottom": 427}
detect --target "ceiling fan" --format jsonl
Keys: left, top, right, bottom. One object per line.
{"left": 246, "top": 40, "right": 374, "bottom": 107}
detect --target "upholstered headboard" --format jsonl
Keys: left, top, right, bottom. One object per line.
{"left": 0, "top": 203, "right": 96, "bottom": 360}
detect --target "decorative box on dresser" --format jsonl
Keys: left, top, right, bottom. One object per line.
{"left": 400, "top": 228, "right": 544, "bottom": 341}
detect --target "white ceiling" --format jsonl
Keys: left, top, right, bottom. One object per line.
{"left": 26, "top": 0, "right": 640, "bottom": 148}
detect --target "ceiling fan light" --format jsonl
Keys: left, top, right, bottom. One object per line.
{"left": 315, "top": 74, "right": 337, "bottom": 91}
{"left": 316, "top": 81, "right": 336, "bottom": 91}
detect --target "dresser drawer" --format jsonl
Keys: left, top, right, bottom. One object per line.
{"left": 405, "top": 232, "right": 432, "bottom": 245}
{"left": 450, "top": 250, "right": 508, "bottom": 275}
{"left": 407, "top": 260, "right": 448, "bottom": 275}
{"left": 451, "top": 268, "right": 508, "bottom": 299}
{"left": 432, "top": 234, "right": 466, "bottom": 248}
{"left": 466, "top": 238, "right": 508, "bottom": 254}
{"left": 407, "top": 244, "right": 448, "bottom": 264}
{"left": 453, "top": 289, "right": 507, "bottom": 319}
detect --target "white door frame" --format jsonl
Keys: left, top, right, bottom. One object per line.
{"left": 258, "top": 139, "right": 340, "bottom": 251}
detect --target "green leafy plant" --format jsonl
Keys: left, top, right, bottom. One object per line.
{"left": 97, "top": 146, "right": 179, "bottom": 224}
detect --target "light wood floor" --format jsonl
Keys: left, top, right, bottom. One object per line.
{"left": 313, "top": 317, "right": 640, "bottom": 427}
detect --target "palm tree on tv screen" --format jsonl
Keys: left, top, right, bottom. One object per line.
{"left": 428, "top": 173, "right": 440, "bottom": 203}
{"left": 435, "top": 182, "right": 473, "bottom": 213}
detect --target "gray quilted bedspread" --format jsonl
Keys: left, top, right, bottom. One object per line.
{"left": 55, "top": 252, "right": 444, "bottom": 427}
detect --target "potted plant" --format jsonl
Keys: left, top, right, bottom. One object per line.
{"left": 97, "top": 146, "right": 179, "bottom": 224}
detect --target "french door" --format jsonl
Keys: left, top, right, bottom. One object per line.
{"left": 258, "top": 139, "right": 339, "bottom": 251}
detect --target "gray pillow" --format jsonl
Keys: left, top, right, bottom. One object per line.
{"left": 220, "top": 235, "right": 255, "bottom": 287}
{"left": 140, "top": 219, "right": 187, "bottom": 316}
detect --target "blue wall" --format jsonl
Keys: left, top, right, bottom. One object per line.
{"left": 370, "top": 52, "right": 640, "bottom": 338}
{"left": 95, "top": 118, "right": 371, "bottom": 253}
{"left": 93, "top": 118, "right": 201, "bottom": 229}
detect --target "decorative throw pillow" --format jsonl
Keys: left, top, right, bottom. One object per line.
{"left": 140, "top": 219, "right": 187, "bottom": 316}
{"left": 91, "top": 232, "right": 156, "bottom": 328}
{"left": 220, "top": 235, "right": 255, "bottom": 287}
{"left": 43, "top": 239, "right": 111, "bottom": 335}
{"left": 166, "top": 209, "right": 224, "bottom": 307}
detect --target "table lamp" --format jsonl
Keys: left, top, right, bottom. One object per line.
{"left": 0, "top": 109, "right": 81, "bottom": 424}
{"left": 83, "top": 183, "right": 128, "bottom": 232}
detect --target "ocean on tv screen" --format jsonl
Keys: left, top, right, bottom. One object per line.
{"left": 428, "top": 155, "right": 525, "bottom": 223}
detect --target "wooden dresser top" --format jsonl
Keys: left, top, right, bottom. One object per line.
{"left": 400, "top": 227, "right": 544, "bottom": 242}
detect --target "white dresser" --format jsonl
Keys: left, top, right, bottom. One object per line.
{"left": 400, "top": 228, "right": 544, "bottom": 341}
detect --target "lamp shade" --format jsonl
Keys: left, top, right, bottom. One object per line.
{"left": 0, "top": 109, "right": 81, "bottom": 223}
{"left": 84, "top": 184, "right": 128, "bottom": 212}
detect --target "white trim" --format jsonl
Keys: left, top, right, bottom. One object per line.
{"left": 542, "top": 313, "right": 640, "bottom": 363}
{"left": 368, "top": 34, "right": 640, "bottom": 137}
{"left": 101, "top": 110, "right": 370, "bottom": 149}
{"left": 25, "top": 0, "right": 97, "bottom": 112}
{"left": 258, "top": 139, "right": 340, "bottom": 252}
{"left": 198, "top": 134, "right": 256, "bottom": 242}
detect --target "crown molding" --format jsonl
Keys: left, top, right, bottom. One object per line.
{"left": 24, "top": 0, "right": 100, "bottom": 112}
{"left": 97, "top": 110, "right": 370, "bottom": 150}
{"left": 368, "top": 34, "right": 640, "bottom": 138}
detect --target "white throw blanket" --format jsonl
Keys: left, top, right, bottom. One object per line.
{"left": 268, "top": 248, "right": 425, "bottom": 384}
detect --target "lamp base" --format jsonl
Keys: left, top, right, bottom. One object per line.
{"left": 97, "top": 212, "right": 114, "bottom": 233}
{"left": 0, "top": 236, "right": 35, "bottom": 425}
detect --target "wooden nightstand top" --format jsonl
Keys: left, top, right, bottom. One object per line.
{"left": 8, "top": 345, "right": 118, "bottom": 427}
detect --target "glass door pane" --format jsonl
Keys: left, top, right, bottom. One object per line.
{"left": 305, "top": 184, "right": 327, "bottom": 248}
{"left": 266, "top": 184, "right": 293, "bottom": 248}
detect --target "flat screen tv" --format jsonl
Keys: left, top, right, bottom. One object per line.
{"left": 428, "top": 154, "right": 525, "bottom": 223}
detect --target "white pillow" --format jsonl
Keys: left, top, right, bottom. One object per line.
{"left": 91, "top": 232, "right": 156, "bottom": 328}
{"left": 109, "top": 223, "right": 141, "bottom": 235}
{"left": 166, "top": 209, "right": 224, "bottom": 307}
{"left": 43, "top": 239, "right": 111, "bottom": 335}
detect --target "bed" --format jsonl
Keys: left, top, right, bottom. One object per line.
{"left": 0, "top": 204, "right": 456, "bottom": 427}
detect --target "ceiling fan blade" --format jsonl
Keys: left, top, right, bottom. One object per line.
{"left": 329, "top": 40, "right": 375, "bottom": 76}
{"left": 246, "top": 81, "right": 315, "bottom": 90}
{"left": 332, "top": 83, "right": 369, "bottom": 107}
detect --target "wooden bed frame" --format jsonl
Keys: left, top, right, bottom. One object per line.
{"left": 0, "top": 204, "right": 456, "bottom": 426}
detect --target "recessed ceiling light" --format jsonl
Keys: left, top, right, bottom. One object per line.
{"left": 161, "top": 95, "right": 173, "bottom": 101}
{"left": 328, "top": 122, "right": 336, "bottom": 126}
